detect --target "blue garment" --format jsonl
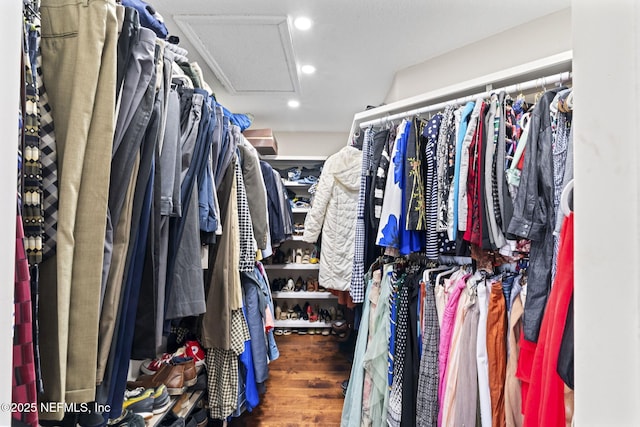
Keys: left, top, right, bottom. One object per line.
{"left": 121, "top": 0, "right": 168, "bottom": 38}
{"left": 197, "top": 96, "right": 218, "bottom": 234}
{"left": 388, "top": 276, "right": 399, "bottom": 389}
{"left": 502, "top": 274, "right": 515, "bottom": 312}
{"left": 241, "top": 271, "right": 269, "bottom": 384}
{"left": 232, "top": 308, "right": 260, "bottom": 418}
{"left": 215, "top": 102, "right": 253, "bottom": 131}
{"left": 399, "top": 121, "right": 425, "bottom": 255}
{"left": 255, "top": 263, "right": 280, "bottom": 362}
{"left": 452, "top": 102, "right": 475, "bottom": 240}
{"left": 107, "top": 152, "right": 155, "bottom": 420}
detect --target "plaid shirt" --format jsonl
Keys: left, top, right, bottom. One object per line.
{"left": 349, "top": 127, "right": 374, "bottom": 303}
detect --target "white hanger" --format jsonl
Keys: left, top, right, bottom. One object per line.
{"left": 560, "top": 178, "right": 574, "bottom": 216}
{"left": 422, "top": 265, "right": 454, "bottom": 284}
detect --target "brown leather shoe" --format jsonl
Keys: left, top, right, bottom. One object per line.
{"left": 127, "top": 363, "right": 186, "bottom": 396}
{"left": 171, "top": 357, "right": 197, "bottom": 388}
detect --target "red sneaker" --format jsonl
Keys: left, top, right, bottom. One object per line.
{"left": 184, "top": 340, "right": 206, "bottom": 367}
{"left": 140, "top": 352, "right": 173, "bottom": 375}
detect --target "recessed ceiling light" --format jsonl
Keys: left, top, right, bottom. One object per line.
{"left": 301, "top": 64, "right": 316, "bottom": 74}
{"left": 288, "top": 100, "right": 300, "bottom": 108}
{"left": 294, "top": 16, "right": 313, "bottom": 31}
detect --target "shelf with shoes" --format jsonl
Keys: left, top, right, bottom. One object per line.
{"left": 263, "top": 154, "right": 337, "bottom": 338}
{"left": 147, "top": 389, "right": 206, "bottom": 427}
{"left": 274, "top": 319, "right": 333, "bottom": 328}
{"left": 126, "top": 340, "right": 208, "bottom": 427}
{"left": 282, "top": 180, "right": 314, "bottom": 187}
{"left": 272, "top": 291, "right": 337, "bottom": 299}
{"left": 264, "top": 263, "right": 320, "bottom": 270}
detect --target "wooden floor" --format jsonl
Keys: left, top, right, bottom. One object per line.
{"left": 231, "top": 333, "right": 352, "bottom": 427}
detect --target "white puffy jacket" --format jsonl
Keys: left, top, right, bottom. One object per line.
{"left": 303, "top": 146, "right": 362, "bottom": 291}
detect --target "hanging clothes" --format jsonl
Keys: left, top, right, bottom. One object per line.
{"left": 303, "top": 145, "right": 362, "bottom": 291}
{"left": 522, "top": 213, "right": 574, "bottom": 427}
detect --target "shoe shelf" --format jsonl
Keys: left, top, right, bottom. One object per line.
{"left": 274, "top": 319, "right": 333, "bottom": 328}
{"left": 272, "top": 291, "right": 337, "bottom": 299}
{"left": 264, "top": 263, "right": 320, "bottom": 270}
{"left": 261, "top": 155, "right": 327, "bottom": 162}
{"left": 283, "top": 180, "right": 313, "bottom": 187}
{"left": 292, "top": 207, "right": 310, "bottom": 214}
{"left": 147, "top": 389, "right": 205, "bottom": 427}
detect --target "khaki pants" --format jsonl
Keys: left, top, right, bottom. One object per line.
{"left": 38, "top": 0, "right": 119, "bottom": 418}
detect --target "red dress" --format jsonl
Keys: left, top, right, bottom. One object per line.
{"left": 520, "top": 212, "right": 574, "bottom": 427}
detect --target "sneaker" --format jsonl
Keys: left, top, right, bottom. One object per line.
{"left": 109, "top": 409, "right": 146, "bottom": 427}
{"left": 123, "top": 388, "right": 154, "bottom": 420}
{"left": 140, "top": 352, "right": 173, "bottom": 375}
{"left": 183, "top": 340, "right": 206, "bottom": 368}
{"left": 152, "top": 384, "right": 171, "bottom": 414}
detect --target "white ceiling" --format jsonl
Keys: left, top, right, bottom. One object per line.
{"left": 153, "top": 0, "right": 570, "bottom": 133}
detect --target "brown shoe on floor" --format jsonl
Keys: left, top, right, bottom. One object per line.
{"left": 127, "top": 363, "right": 186, "bottom": 396}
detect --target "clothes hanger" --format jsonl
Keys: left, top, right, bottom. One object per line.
{"left": 560, "top": 178, "right": 574, "bottom": 216}
{"left": 434, "top": 265, "right": 460, "bottom": 288}
{"left": 422, "top": 264, "right": 453, "bottom": 284}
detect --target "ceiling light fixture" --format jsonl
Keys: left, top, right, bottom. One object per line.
{"left": 293, "top": 16, "right": 313, "bottom": 31}
{"left": 288, "top": 100, "right": 300, "bottom": 108}
{"left": 301, "top": 64, "right": 316, "bottom": 74}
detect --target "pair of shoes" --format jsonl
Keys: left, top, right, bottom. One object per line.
{"left": 309, "top": 245, "right": 320, "bottom": 264}
{"left": 332, "top": 320, "right": 351, "bottom": 343}
{"left": 123, "top": 385, "right": 171, "bottom": 419}
{"left": 294, "top": 276, "right": 305, "bottom": 291}
{"left": 293, "top": 223, "right": 304, "bottom": 236}
{"left": 274, "top": 328, "right": 284, "bottom": 336}
{"left": 272, "top": 278, "right": 287, "bottom": 291}
{"left": 306, "top": 277, "right": 318, "bottom": 292}
{"left": 294, "top": 248, "right": 303, "bottom": 263}
{"left": 307, "top": 304, "right": 320, "bottom": 322}
{"left": 318, "top": 308, "right": 332, "bottom": 323}
{"left": 321, "top": 328, "right": 331, "bottom": 336}
{"left": 282, "top": 329, "right": 292, "bottom": 336}
{"left": 108, "top": 409, "right": 145, "bottom": 426}
{"left": 301, "top": 249, "right": 311, "bottom": 263}
{"left": 140, "top": 341, "right": 205, "bottom": 375}
{"left": 186, "top": 408, "right": 208, "bottom": 427}
{"left": 281, "top": 278, "right": 295, "bottom": 292}
{"left": 128, "top": 357, "right": 197, "bottom": 396}
{"left": 272, "top": 248, "right": 286, "bottom": 264}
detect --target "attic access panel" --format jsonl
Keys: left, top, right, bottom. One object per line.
{"left": 174, "top": 15, "right": 300, "bottom": 95}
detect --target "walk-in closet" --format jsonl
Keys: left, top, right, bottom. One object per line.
{"left": 2, "top": 1, "right": 640, "bottom": 426}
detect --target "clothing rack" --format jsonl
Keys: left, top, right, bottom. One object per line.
{"left": 358, "top": 70, "right": 572, "bottom": 129}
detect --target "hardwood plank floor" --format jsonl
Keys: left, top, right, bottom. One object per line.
{"left": 231, "top": 333, "right": 352, "bottom": 427}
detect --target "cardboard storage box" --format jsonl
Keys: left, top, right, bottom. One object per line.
{"left": 243, "top": 128, "right": 278, "bottom": 155}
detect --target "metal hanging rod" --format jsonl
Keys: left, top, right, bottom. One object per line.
{"left": 358, "top": 71, "right": 572, "bottom": 129}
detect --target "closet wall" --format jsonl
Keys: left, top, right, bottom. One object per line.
{"left": 1, "top": 2, "right": 21, "bottom": 426}
{"left": 276, "top": 131, "right": 347, "bottom": 156}
{"left": 572, "top": 1, "right": 640, "bottom": 425}
{"left": 385, "top": 8, "right": 572, "bottom": 103}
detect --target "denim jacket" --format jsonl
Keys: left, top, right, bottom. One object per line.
{"left": 507, "top": 87, "right": 565, "bottom": 342}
